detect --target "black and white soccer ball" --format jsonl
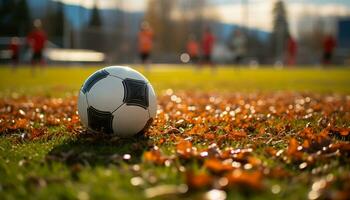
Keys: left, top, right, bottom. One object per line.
{"left": 77, "top": 66, "right": 157, "bottom": 137}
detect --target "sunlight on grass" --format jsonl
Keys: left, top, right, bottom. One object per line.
{"left": 0, "top": 65, "right": 349, "bottom": 96}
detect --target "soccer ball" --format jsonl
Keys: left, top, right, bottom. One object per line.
{"left": 77, "top": 66, "right": 157, "bottom": 137}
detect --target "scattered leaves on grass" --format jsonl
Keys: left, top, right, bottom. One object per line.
{"left": 1, "top": 91, "right": 350, "bottom": 199}
{"left": 144, "top": 92, "right": 350, "bottom": 197}
{"left": 0, "top": 96, "right": 82, "bottom": 139}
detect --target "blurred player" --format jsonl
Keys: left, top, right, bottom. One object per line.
{"left": 322, "top": 34, "right": 336, "bottom": 66}
{"left": 9, "top": 37, "right": 20, "bottom": 70}
{"left": 27, "top": 19, "right": 47, "bottom": 75}
{"left": 231, "top": 29, "right": 246, "bottom": 65}
{"left": 138, "top": 21, "right": 154, "bottom": 71}
{"left": 201, "top": 27, "right": 215, "bottom": 70}
{"left": 286, "top": 35, "right": 297, "bottom": 66}
{"left": 186, "top": 35, "right": 199, "bottom": 68}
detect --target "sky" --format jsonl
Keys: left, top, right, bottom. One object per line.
{"left": 53, "top": 0, "right": 146, "bottom": 12}
{"left": 216, "top": 0, "right": 350, "bottom": 36}
{"left": 53, "top": 0, "right": 350, "bottom": 37}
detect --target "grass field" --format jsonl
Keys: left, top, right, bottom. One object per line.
{"left": 1, "top": 65, "right": 350, "bottom": 96}
{"left": 0, "top": 65, "right": 350, "bottom": 200}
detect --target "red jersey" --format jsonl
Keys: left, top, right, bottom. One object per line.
{"left": 138, "top": 29, "right": 154, "bottom": 53}
{"left": 9, "top": 43, "right": 19, "bottom": 55}
{"left": 287, "top": 37, "right": 297, "bottom": 56}
{"left": 27, "top": 30, "right": 47, "bottom": 53}
{"left": 187, "top": 40, "right": 199, "bottom": 57}
{"left": 202, "top": 32, "right": 215, "bottom": 56}
{"left": 323, "top": 36, "right": 336, "bottom": 53}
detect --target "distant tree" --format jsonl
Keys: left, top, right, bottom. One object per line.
{"left": 271, "top": 0, "right": 290, "bottom": 61}
{"left": 0, "top": 0, "right": 16, "bottom": 36}
{"left": 89, "top": 2, "right": 102, "bottom": 27}
{"left": 0, "top": 0, "right": 31, "bottom": 36}
{"left": 145, "top": 0, "right": 176, "bottom": 53}
{"left": 182, "top": 0, "right": 207, "bottom": 39}
{"left": 82, "top": 1, "right": 105, "bottom": 52}
{"left": 45, "top": 1, "right": 65, "bottom": 46}
{"left": 15, "top": 0, "right": 31, "bottom": 36}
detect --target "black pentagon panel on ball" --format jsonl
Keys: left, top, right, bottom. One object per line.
{"left": 82, "top": 70, "right": 109, "bottom": 93}
{"left": 87, "top": 106, "right": 114, "bottom": 134}
{"left": 122, "top": 78, "right": 149, "bottom": 109}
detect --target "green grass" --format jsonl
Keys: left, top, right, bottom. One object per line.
{"left": 0, "top": 65, "right": 349, "bottom": 200}
{"left": 0, "top": 65, "right": 349, "bottom": 96}
{"left": 0, "top": 136, "right": 144, "bottom": 199}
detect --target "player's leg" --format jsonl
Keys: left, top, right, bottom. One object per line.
{"left": 38, "top": 51, "right": 46, "bottom": 69}
{"left": 31, "top": 51, "right": 38, "bottom": 76}
{"left": 144, "top": 52, "right": 151, "bottom": 72}
{"left": 291, "top": 54, "right": 296, "bottom": 66}
{"left": 11, "top": 54, "right": 18, "bottom": 72}
{"left": 191, "top": 56, "right": 200, "bottom": 71}
{"left": 322, "top": 51, "right": 329, "bottom": 66}
{"left": 208, "top": 54, "right": 217, "bottom": 74}
{"left": 327, "top": 52, "right": 332, "bottom": 66}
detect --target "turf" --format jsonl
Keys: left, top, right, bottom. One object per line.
{"left": 0, "top": 65, "right": 350, "bottom": 96}
{"left": 0, "top": 65, "right": 349, "bottom": 200}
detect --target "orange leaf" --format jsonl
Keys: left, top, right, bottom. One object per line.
{"left": 286, "top": 138, "right": 303, "bottom": 162}
{"left": 204, "top": 158, "right": 233, "bottom": 174}
{"left": 186, "top": 172, "right": 213, "bottom": 189}
{"left": 225, "top": 169, "right": 263, "bottom": 190}
{"left": 13, "top": 118, "right": 29, "bottom": 129}
{"left": 176, "top": 140, "right": 193, "bottom": 159}
{"left": 144, "top": 147, "right": 167, "bottom": 165}
{"left": 265, "top": 147, "right": 277, "bottom": 157}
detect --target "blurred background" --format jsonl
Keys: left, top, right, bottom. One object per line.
{"left": 0, "top": 0, "right": 349, "bottom": 65}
